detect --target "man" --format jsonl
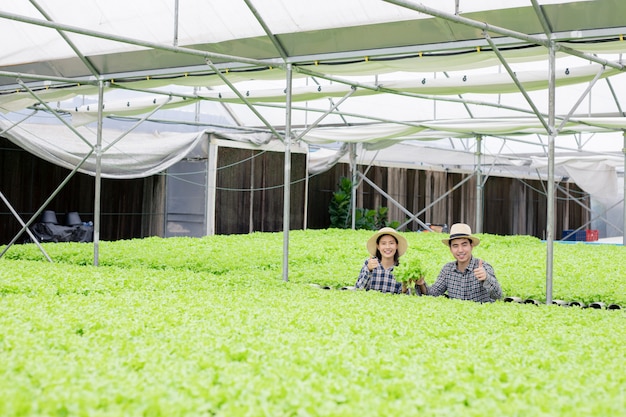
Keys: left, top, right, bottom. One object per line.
{"left": 417, "top": 223, "right": 502, "bottom": 303}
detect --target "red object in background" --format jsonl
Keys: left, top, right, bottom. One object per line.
{"left": 586, "top": 229, "right": 599, "bottom": 241}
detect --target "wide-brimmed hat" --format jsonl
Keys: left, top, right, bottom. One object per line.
{"left": 442, "top": 223, "right": 480, "bottom": 246}
{"left": 367, "top": 227, "right": 408, "bottom": 257}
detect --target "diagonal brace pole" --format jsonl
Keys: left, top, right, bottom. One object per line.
{"left": 0, "top": 191, "right": 52, "bottom": 262}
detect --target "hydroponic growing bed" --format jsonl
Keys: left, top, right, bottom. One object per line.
{"left": 1, "top": 230, "right": 624, "bottom": 416}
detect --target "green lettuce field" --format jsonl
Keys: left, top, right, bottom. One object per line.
{"left": 1, "top": 229, "right": 625, "bottom": 416}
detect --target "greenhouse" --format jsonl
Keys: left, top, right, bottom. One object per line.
{"left": 1, "top": 1, "right": 626, "bottom": 415}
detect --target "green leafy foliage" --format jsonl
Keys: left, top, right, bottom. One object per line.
{"left": 329, "top": 176, "right": 353, "bottom": 228}
{"left": 393, "top": 253, "right": 428, "bottom": 283}
{"left": 329, "top": 176, "right": 399, "bottom": 230}
{"left": 0, "top": 230, "right": 625, "bottom": 416}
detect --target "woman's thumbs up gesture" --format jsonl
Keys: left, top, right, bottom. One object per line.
{"left": 367, "top": 256, "right": 379, "bottom": 271}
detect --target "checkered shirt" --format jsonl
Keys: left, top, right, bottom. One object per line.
{"left": 355, "top": 258, "right": 403, "bottom": 294}
{"left": 425, "top": 257, "right": 502, "bottom": 303}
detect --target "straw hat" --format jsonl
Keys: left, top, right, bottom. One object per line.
{"left": 367, "top": 227, "right": 408, "bottom": 257}
{"left": 442, "top": 223, "right": 480, "bottom": 246}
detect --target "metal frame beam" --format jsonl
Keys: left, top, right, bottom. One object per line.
{"left": 382, "top": 0, "right": 625, "bottom": 71}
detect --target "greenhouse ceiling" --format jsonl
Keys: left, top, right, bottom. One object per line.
{"left": 1, "top": 0, "right": 625, "bottom": 183}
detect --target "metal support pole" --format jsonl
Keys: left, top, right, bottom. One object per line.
{"left": 623, "top": 132, "right": 626, "bottom": 246}
{"left": 475, "top": 136, "right": 483, "bottom": 233}
{"left": 350, "top": 143, "right": 357, "bottom": 230}
{"left": 303, "top": 143, "right": 310, "bottom": 230}
{"left": 282, "top": 64, "right": 293, "bottom": 282}
{"left": 398, "top": 171, "right": 476, "bottom": 230}
{"left": 173, "top": 0, "right": 179, "bottom": 46}
{"left": 358, "top": 171, "right": 430, "bottom": 230}
{"left": 249, "top": 153, "right": 255, "bottom": 234}
{"left": 0, "top": 151, "right": 94, "bottom": 259}
{"left": 206, "top": 138, "right": 218, "bottom": 236}
{"left": 0, "top": 11, "right": 277, "bottom": 69}
{"left": 0, "top": 191, "right": 52, "bottom": 262}
{"left": 382, "top": 0, "right": 624, "bottom": 71}
{"left": 93, "top": 80, "right": 104, "bottom": 266}
{"left": 545, "top": 42, "right": 557, "bottom": 305}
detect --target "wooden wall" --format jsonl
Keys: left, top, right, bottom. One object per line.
{"left": 1, "top": 136, "right": 590, "bottom": 244}
{"left": 214, "top": 147, "right": 307, "bottom": 234}
{"left": 0, "top": 137, "right": 307, "bottom": 243}
{"left": 0, "top": 137, "right": 162, "bottom": 244}
{"left": 305, "top": 163, "right": 590, "bottom": 238}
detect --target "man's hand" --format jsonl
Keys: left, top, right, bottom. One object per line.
{"left": 474, "top": 259, "right": 487, "bottom": 281}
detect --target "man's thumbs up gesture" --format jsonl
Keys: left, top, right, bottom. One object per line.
{"left": 474, "top": 259, "right": 487, "bottom": 281}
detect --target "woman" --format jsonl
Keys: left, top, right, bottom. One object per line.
{"left": 355, "top": 227, "right": 408, "bottom": 293}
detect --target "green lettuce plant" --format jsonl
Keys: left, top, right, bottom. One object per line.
{"left": 393, "top": 254, "right": 428, "bottom": 294}
{"left": 1, "top": 230, "right": 625, "bottom": 416}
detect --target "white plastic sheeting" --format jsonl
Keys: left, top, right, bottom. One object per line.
{"left": 2, "top": 0, "right": 626, "bottom": 147}
{"left": 0, "top": 0, "right": 572, "bottom": 68}
{"left": 0, "top": 120, "right": 206, "bottom": 179}
{"left": 297, "top": 118, "right": 626, "bottom": 145}
{"left": 530, "top": 155, "right": 623, "bottom": 206}
{"left": 50, "top": 63, "right": 618, "bottom": 125}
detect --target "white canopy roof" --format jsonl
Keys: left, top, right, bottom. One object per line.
{"left": 1, "top": 0, "right": 624, "bottom": 197}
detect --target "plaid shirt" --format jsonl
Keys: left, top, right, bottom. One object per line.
{"left": 425, "top": 257, "right": 502, "bottom": 303}
{"left": 355, "top": 258, "right": 403, "bottom": 294}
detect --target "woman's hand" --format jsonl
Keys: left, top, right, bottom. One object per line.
{"left": 367, "top": 256, "right": 379, "bottom": 271}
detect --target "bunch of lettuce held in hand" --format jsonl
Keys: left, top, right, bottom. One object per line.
{"left": 393, "top": 254, "right": 429, "bottom": 285}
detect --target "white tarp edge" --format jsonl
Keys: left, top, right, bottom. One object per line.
{"left": 0, "top": 120, "right": 207, "bottom": 179}
{"left": 296, "top": 118, "right": 626, "bottom": 146}
{"left": 195, "top": 64, "right": 617, "bottom": 102}
{"left": 309, "top": 141, "right": 530, "bottom": 177}
{"left": 530, "top": 155, "right": 624, "bottom": 204}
